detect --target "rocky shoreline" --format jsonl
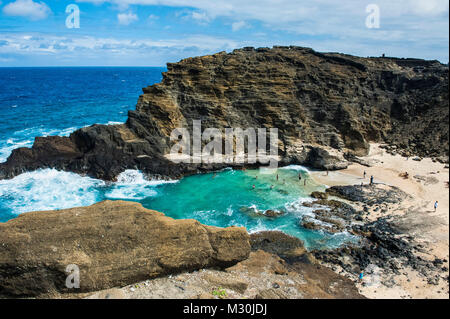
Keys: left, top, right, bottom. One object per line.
{"left": 0, "top": 47, "right": 448, "bottom": 299}
{"left": 310, "top": 185, "right": 448, "bottom": 294}
{"left": 0, "top": 46, "right": 447, "bottom": 181}
{"left": 0, "top": 201, "right": 364, "bottom": 299}
{"left": 1, "top": 179, "right": 447, "bottom": 299}
{"left": 0, "top": 175, "right": 447, "bottom": 299}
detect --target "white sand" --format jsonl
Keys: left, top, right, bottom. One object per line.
{"left": 311, "top": 144, "right": 449, "bottom": 299}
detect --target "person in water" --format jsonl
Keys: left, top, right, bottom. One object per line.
{"left": 276, "top": 174, "right": 279, "bottom": 181}
{"left": 270, "top": 185, "right": 274, "bottom": 190}
{"left": 252, "top": 184, "right": 255, "bottom": 189}
{"left": 304, "top": 179, "right": 306, "bottom": 186}
{"left": 298, "top": 173, "right": 302, "bottom": 181}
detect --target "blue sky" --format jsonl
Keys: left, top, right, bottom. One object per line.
{"left": 0, "top": 0, "right": 448, "bottom": 66}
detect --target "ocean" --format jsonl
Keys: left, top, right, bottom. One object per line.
{"left": 0, "top": 67, "right": 357, "bottom": 249}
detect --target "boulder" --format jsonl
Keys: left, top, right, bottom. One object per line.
{"left": 311, "top": 191, "right": 328, "bottom": 200}
{"left": 0, "top": 201, "right": 250, "bottom": 297}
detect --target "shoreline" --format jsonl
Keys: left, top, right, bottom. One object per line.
{"left": 0, "top": 144, "right": 448, "bottom": 299}
{"left": 310, "top": 143, "right": 449, "bottom": 299}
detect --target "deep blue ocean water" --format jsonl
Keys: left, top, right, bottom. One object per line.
{"left": 0, "top": 67, "right": 165, "bottom": 162}
{"left": 0, "top": 67, "right": 358, "bottom": 249}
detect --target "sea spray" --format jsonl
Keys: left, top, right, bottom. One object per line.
{"left": 0, "top": 169, "right": 105, "bottom": 217}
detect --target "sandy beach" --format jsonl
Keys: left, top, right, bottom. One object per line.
{"left": 311, "top": 143, "right": 449, "bottom": 299}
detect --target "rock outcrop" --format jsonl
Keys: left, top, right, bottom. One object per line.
{"left": 1, "top": 46, "right": 448, "bottom": 180}
{"left": 0, "top": 201, "right": 250, "bottom": 297}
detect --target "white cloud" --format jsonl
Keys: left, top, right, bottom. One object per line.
{"left": 2, "top": 0, "right": 51, "bottom": 20}
{"left": 0, "top": 32, "right": 240, "bottom": 65}
{"left": 117, "top": 12, "right": 138, "bottom": 25}
{"left": 410, "top": 0, "right": 449, "bottom": 16}
{"left": 0, "top": 33, "right": 238, "bottom": 54}
{"left": 2, "top": 0, "right": 448, "bottom": 63}
{"left": 231, "top": 21, "right": 248, "bottom": 32}
{"left": 191, "top": 10, "right": 211, "bottom": 23}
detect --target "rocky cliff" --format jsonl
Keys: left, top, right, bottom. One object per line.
{"left": 0, "top": 200, "right": 250, "bottom": 297}
{"left": 1, "top": 46, "right": 448, "bottom": 181}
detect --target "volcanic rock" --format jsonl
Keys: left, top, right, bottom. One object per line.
{"left": 0, "top": 201, "right": 250, "bottom": 297}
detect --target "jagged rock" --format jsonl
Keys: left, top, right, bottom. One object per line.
{"left": 326, "top": 184, "right": 408, "bottom": 205}
{"left": 263, "top": 210, "right": 285, "bottom": 218}
{"left": 1, "top": 47, "right": 448, "bottom": 181}
{"left": 311, "top": 191, "right": 328, "bottom": 199}
{"left": 0, "top": 201, "right": 250, "bottom": 297}
{"left": 239, "top": 207, "right": 285, "bottom": 218}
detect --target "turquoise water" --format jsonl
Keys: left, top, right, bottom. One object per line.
{"left": 0, "top": 166, "right": 358, "bottom": 249}
{"left": 141, "top": 167, "right": 356, "bottom": 249}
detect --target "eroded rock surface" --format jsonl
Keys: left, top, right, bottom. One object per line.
{"left": 85, "top": 232, "right": 364, "bottom": 299}
{"left": 1, "top": 46, "right": 448, "bottom": 180}
{"left": 0, "top": 201, "right": 250, "bottom": 297}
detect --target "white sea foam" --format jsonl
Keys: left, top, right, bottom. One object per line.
{"left": 284, "top": 198, "right": 315, "bottom": 217}
{"left": 0, "top": 169, "right": 105, "bottom": 215}
{"left": 0, "top": 169, "right": 179, "bottom": 216}
{"left": 105, "top": 169, "right": 178, "bottom": 200}
{"left": 279, "top": 165, "right": 310, "bottom": 172}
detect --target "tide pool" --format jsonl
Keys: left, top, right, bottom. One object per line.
{"left": 0, "top": 166, "right": 359, "bottom": 249}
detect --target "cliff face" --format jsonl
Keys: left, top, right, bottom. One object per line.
{"left": 1, "top": 46, "right": 448, "bottom": 181}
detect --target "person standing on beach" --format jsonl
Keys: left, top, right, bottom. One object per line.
{"left": 434, "top": 201, "right": 438, "bottom": 212}
{"left": 363, "top": 171, "right": 366, "bottom": 179}
{"left": 358, "top": 271, "right": 364, "bottom": 283}
{"left": 370, "top": 175, "right": 374, "bottom": 185}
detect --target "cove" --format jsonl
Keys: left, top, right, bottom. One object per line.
{"left": 0, "top": 166, "right": 358, "bottom": 249}
{"left": 138, "top": 167, "right": 358, "bottom": 249}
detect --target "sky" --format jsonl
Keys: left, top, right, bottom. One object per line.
{"left": 0, "top": 0, "right": 448, "bottom": 66}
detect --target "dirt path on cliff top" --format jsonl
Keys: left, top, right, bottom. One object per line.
{"left": 311, "top": 143, "right": 449, "bottom": 299}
